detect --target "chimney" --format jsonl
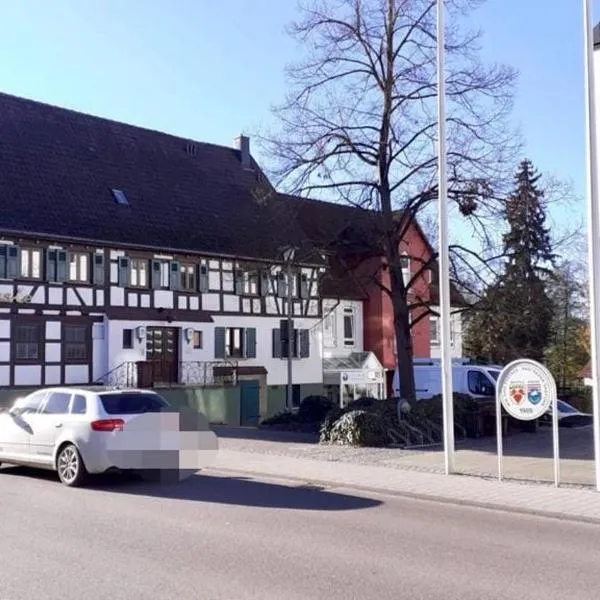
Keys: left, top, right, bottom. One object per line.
{"left": 235, "top": 134, "right": 251, "bottom": 169}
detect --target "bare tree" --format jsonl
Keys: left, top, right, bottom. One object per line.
{"left": 259, "top": 0, "right": 519, "bottom": 400}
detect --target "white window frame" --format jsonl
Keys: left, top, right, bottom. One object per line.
{"left": 400, "top": 253, "right": 410, "bottom": 286}
{"left": 20, "top": 248, "right": 42, "bottom": 279}
{"left": 68, "top": 252, "right": 89, "bottom": 283}
{"left": 430, "top": 314, "right": 455, "bottom": 346}
{"left": 343, "top": 305, "right": 355, "bottom": 347}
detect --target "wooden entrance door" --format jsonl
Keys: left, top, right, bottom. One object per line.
{"left": 146, "top": 327, "right": 179, "bottom": 385}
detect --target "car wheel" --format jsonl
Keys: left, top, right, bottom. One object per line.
{"left": 56, "top": 444, "right": 88, "bottom": 487}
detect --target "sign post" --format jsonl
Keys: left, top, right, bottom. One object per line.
{"left": 495, "top": 359, "right": 559, "bottom": 487}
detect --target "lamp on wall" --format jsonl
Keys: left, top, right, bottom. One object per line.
{"left": 184, "top": 328, "right": 194, "bottom": 343}
{"left": 135, "top": 325, "right": 146, "bottom": 342}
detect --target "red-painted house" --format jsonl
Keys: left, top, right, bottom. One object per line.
{"left": 291, "top": 196, "right": 466, "bottom": 399}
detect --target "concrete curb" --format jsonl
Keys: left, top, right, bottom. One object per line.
{"left": 206, "top": 464, "right": 600, "bottom": 527}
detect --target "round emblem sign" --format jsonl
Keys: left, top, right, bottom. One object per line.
{"left": 497, "top": 359, "right": 556, "bottom": 421}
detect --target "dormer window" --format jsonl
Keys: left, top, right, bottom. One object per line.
{"left": 111, "top": 189, "right": 129, "bottom": 206}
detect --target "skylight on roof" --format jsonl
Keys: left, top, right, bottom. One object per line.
{"left": 111, "top": 189, "right": 129, "bottom": 206}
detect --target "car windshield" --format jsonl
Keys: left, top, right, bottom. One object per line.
{"left": 98, "top": 392, "right": 169, "bottom": 415}
{"left": 557, "top": 400, "right": 578, "bottom": 414}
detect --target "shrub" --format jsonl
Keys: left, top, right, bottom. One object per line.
{"left": 260, "top": 411, "right": 299, "bottom": 427}
{"left": 298, "top": 395, "right": 335, "bottom": 423}
{"left": 345, "top": 396, "right": 378, "bottom": 411}
{"left": 327, "top": 409, "right": 389, "bottom": 447}
{"left": 319, "top": 406, "right": 345, "bottom": 442}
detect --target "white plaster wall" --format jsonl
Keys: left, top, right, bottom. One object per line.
{"left": 0, "top": 319, "right": 9, "bottom": 338}
{"left": 44, "top": 365, "right": 61, "bottom": 385}
{"left": 321, "top": 298, "right": 364, "bottom": 358}
{"left": 14, "top": 365, "right": 41, "bottom": 386}
{"left": 0, "top": 365, "right": 10, "bottom": 386}
{"left": 65, "top": 365, "right": 89, "bottom": 384}
{"left": 92, "top": 322, "right": 107, "bottom": 382}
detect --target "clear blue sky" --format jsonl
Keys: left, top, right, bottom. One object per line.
{"left": 0, "top": 0, "right": 595, "bottom": 228}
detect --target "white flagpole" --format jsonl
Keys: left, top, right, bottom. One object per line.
{"left": 582, "top": 0, "right": 600, "bottom": 492}
{"left": 437, "top": 0, "right": 455, "bottom": 474}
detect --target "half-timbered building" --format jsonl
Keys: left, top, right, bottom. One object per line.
{"left": 0, "top": 92, "right": 326, "bottom": 416}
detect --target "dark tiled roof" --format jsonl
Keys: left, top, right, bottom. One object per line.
{"left": 0, "top": 92, "right": 313, "bottom": 264}
{"left": 0, "top": 91, "right": 466, "bottom": 306}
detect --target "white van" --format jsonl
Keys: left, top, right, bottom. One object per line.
{"left": 392, "top": 358, "right": 502, "bottom": 401}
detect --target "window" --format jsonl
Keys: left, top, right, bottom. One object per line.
{"left": 180, "top": 263, "right": 196, "bottom": 291}
{"left": 288, "top": 272, "right": 299, "bottom": 297}
{"left": 112, "top": 189, "right": 129, "bottom": 206}
{"left": 63, "top": 325, "right": 87, "bottom": 362}
{"left": 10, "top": 391, "right": 46, "bottom": 415}
{"left": 215, "top": 327, "right": 256, "bottom": 359}
{"left": 14, "top": 324, "right": 41, "bottom": 361}
{"left": 98, "top": 392, "right": 170, "bottom": 415}
{"left": 226, "top": 327, "right": 245, "bottom": 358}
{"left": 152, "top": 260, "right": 170, "bottom": 289}
{"left": 272, "top": 327, "right": 310, "bottom": 358}
{"left": 41, "top": 392, "right": 72, "bottom": 414}
{"left": 343, "top": 307, "right": 355, "bottom": 347}
{"left": 122, "top": 329, "right": 133, "bottom": 349}
{"left": 20, "top": 248, "right": 42, "bottom": 279}
{"left": 467, "top": 370, "right": 494, "bottom": 396}
{"left": 69, "top": 253, "right": 89, "bottom": 282}
{"left": 430, "top": 316, "right": 454, "bottom": 345}
{"left": 130, "top": 259, "right": 148, "bottom": 287}
{"left": 193, "top": 330, "right": 203, "bottom": 349}
{"left": 400, "top": 255, "right": 410, "bottom": 285}
{"left": 430, "top": 317, "right": 439, "bottom": 344}
{"left": 235, "top": 268, "right": 259, "bottom": 295}
{"left": 71, "top": 394, "right": 87, "bottom": 414}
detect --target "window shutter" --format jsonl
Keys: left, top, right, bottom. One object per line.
{"left": 118, "top": 257, "right": 129, "bottom": 287}
{"left": 300, "top": 273, "right": 309, "bottom": 299}
{"left": 214, "top": 327, "right": 226, "bottom": 359}
{"left": 198, "top": 265, "right": 209, "bottom": 292}
{"left": 56, "top": 250, "right": 68, "bottom": 282}
{"left": 6, "top": 245, "right": 18, "bottom": 279}
{"left": 300, "top": 329, "right": 310, "bottom": 358}
{"left": 170, "top": 261, "right": 180, "bottom": 290}
{"left": 46, "top": 249, "right": 57, "bottom": 281}
{"left": 92, "top": 253, "right": 105, "bottom": 285}
{"left": 245, "top": 328, "right": 257, "bottom": 358}
{"left": 260, "top": 270, "right": 270, "bottom": 296}
{"left": 276, "top": 272, "right": 286, "bottom": 298}
{"left": 0, "top": 245, "right": 7, "bottom": 279}
{"left": 151, "top": 259, "right": 162, "bottom": 289}
{"left": 272, "top": 328, "right": 282, "bottom": 358}
{"left": 234, "top": 269, "right": 244, "bottom": 295}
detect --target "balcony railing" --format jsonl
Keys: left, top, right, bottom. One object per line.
{"left": 95, "top": 360, "right": 239, "bottom": 389}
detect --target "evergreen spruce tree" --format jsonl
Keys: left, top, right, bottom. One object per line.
{"left": 464, "top": 160, "right": 555, "bottom": 364}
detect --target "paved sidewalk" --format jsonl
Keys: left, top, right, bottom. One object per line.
{"left": 212, "top": 425, "right": 597, "bottom": 486}
{"left": 208, "top": 448, "right": 600, "bottom": 524}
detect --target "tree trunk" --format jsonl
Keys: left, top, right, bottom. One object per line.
{"left": 390, "top": 262, "right": 416, "bottom": 401}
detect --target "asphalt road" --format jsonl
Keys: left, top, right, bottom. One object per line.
{"left": 1, "top": 465, "right": 600, "bottom": 600}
